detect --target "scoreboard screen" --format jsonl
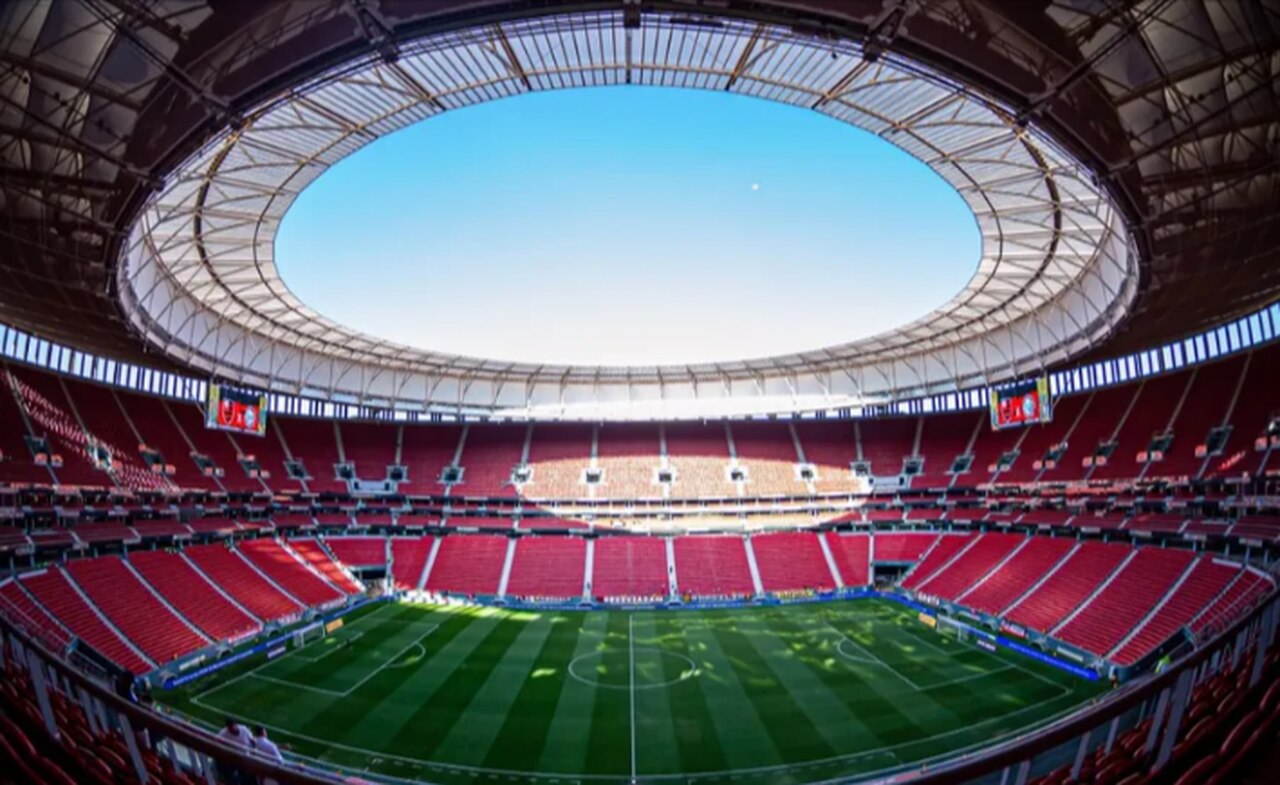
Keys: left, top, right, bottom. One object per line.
{"left": 989, "top": 377, "right": 1052, "bottom": 431}
{"left": 206, "top": 384, "right": 268, "bottom": 437}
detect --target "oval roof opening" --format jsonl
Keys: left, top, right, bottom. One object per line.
{"left": 276, "top": 87, "right": 979, "bottom": 366}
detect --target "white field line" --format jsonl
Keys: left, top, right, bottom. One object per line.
{"left": 883, "top": 612, "right": 1071, "bottom": 694}
{"left": 824, "top": 612, "right": 1070, "bottom": 696}
{"left": 194, "top": 604, "right": 429, "bottom": 701}
{"left": 244, "top": 625, "right": 439, "bottom": 698}
{"left": 291, "top": 632, "right": 365, "bottom": 663}
{"left": 629, "top": 613, "right": 637, "bottom": 780}
{"left": 185, "top": 603, "right": 1084, "bottom": 783}
{"left": 824, "top": 623, "right": 923, "bottom": 690}
{"left": 191, "top": 673, "right": 1086, "bottom": 784}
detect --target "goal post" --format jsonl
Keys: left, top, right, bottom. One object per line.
{"left": 292, "top": 622, "right": 326, "bottom": 649}
{"left": 934, "top": 615, "right": 970, "bottom": 644}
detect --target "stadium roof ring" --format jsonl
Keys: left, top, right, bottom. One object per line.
{"left": 117, "top": 9, "right": 1136, "bottom": 418}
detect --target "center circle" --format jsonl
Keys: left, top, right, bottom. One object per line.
{"left": 567, "top": 648, "right": 698, "bottom": 689}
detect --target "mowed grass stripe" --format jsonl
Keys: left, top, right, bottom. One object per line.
{"left": 631, "top": 614, "right": 684, "bottom": 775}
{"left": 433, "top": 615, "right": 557, "bottom": 765}
{"left": 648, "top": 613, "right": 730, "bottom": 775}
{"left": 159, "top": 600, "right": 1107, "bottom": 784}
{"left": 536, "top": 613, "right": 609, "bottom": 774}
{"left": 583, "top": 612, "right": 632, "bottom": 776}
{"left": 741, "top": 611, "right": 886, "bottom": 756}
{"left": 311, "top": 609, "right": 477, "bottom": 748}
{"left": 270, "top": 606, "right": 436, "bottom": 692}
{"left": 379, "top": 611, "right": 527, "bottom": 761}
{"left": 707, "top": 612, "right": 839, "bottom": 765}
{"left": 482, "top": 615, "right": 591, "bottom": 772}
{"left": 824, "top": 605, "right": 1065, "bottom": 743}
{"left": 680, "top": 614, "right": 782, "bottom": 771}
{"left": 758, "top": 610, "right": 925, "bottom": 750}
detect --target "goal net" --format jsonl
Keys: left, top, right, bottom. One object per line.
{"left": 292, "top": 622, "right": 326, "bottom": 650}
{"left": 935, "top": 615, "right": 969, "bottom": 644}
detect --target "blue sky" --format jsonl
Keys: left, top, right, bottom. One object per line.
{"left": 276, "top": 87, "right": 979, "bottom": 366}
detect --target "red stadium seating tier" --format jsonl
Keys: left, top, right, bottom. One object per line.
{"left": 238, "top": 539, "right": 344, "bottom": 607}
{"left": 288, "top": 539, "right": 362, "bottom": 593}
{"left": 900, "top": 534, "right": 974, "bottom": 590}
{"left": 425, "top": 535, "right": 508, "bottom": 595}
{"left": 1192, "top": 570, "right": 1271, "bottom": 636}
{"left": 505, "top": 537, "right": 587, "bottom": 598}
{"left": 1207, "top": 345, "right": 1280, "bottom": 479}
{"left": 1090, "top": 373, "right": 1188, "bottom": 481}
{"left": 184, "top": 544, "right": 303, "bottom": 622}
{"left": 673, "top": 535, "right": 755, "bottom": 597}
{"left": 21, "top": 568, "right": 153, "bottom": 674}
{"left": 991, "top": 394, "right": 1088, "bottom": 485}
{"left": 168, "top": 402, "right": 264, "bottom": 494}
{"left": 913, "top": 411, "right": 983, "bottom": 489}
{"left": 872, "top": 532, "right": 940, "bottom": 562}
{"left": 64, "top": 557, "right": 207, "bottom": 664}
{"left": 1018, "top": 507, "right": 1070, "bottom": 527}
{"left": 6, "top": 368, "right": 117, "bottom": 489}
{"left": 445, "top": 516, "right": 514, "bottom": 530}
{"left": 325, "top": 537, "right": 387, "bottom": 567}
{"left": 958, "top": 537, "right": 1076, "bottom": 616}
{"left": 824, "top": 533, "right": 870, "bottom": 587}
{"left": 131, "top": 520, "right": 195, "bottom": 538}
{"left": 1073, "top": 512, "right": 1128, "bottom": 532}
{"left": 0, "top": 367, "right": 61, "bottom": 486}
{"left": 397, "top": 424, "right": 462, "bottom": 495}
{"left": 115, "top": 392, "right": 222, "bottom": 491}
{"left": 591, "top": 537, "right": 668, "bottom": 598}
{"left": 274, "top": 418, "right": 346, "bottom": 494}
{"left": 127, "top": 551, "right": 260, "bottom": 641}
{"left": 390, "top": 537, "right": 434, "bottom": 590}
{"left": 338, "top": 421, "right": 396, "bottom": 481}
{"left": 72, "top": 524, "right": 137, "bottom": 545}
{"left": 665, "top": 423, "right": 733, "bottom": 500}
{"left": 858, "top": 417, "right": 917, "bottom": 477}
{"left": 914, "top": 532, "right": 1025, "bottom": 600}
{"left": 730, "top": 422, "right": 805, "bottom": 496}
{"left": 1037, "top": 385, "right": 1137, "bottom": 484}
{"left": 751, "top": 532, "right": 836, "bottom": 592}
{"left": 242, "top": 420, "right": 304, "bottom": 494}
{"left": 51, "top": 375, "right": 172, "bottom": 492}
{"left": 1004, "top": 541, "right": 1133, "bottom": 633}
{"left": 594, "top": 424, "right": 661, "bottom": 500}
{"left": 864, "top": 509, "right": 905, "bottom": 523}
{"left": 455, "top": 425, "right": 525, "bottom": 498}
{"left": 792, "top": 422, "right": 858, "bottom": 494}
{"left": 1055, "top": 547, "right": 1195, "bottom": 656}
{"left": 960, "top": 417, "right": 1025, "bottom": 485}
{"left": 0, "top": 579, "right": 73, "bottom": 651}
{"left": 1229, "top": 516, "right": 1280, "bottom": 543}
{"left": 520, "top": 517, "right": 592, "bottom": 531}
{"left": 1151, "top": 356, "right": 1246, "bottom": 480}
{"left": 1111, "top": 557, "right": 1241, "bottom": 665}
{"left": 1125, "top": 513, "right": 1188, "bottom": 534}
{"left": 523, "top": 423, "right": 593, "bottom": 500}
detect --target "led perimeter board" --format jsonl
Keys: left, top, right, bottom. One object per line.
{"left": 990, "top": 377, "right": 1052, "bottom": 430}
{"left": 206, "top": 384, "right": 268, "bottom": 437}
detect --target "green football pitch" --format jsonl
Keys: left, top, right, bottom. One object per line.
{"left": 159, "top": 599, "right": 1105, "bottom": 784}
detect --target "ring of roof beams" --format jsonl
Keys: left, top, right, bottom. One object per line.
{"left": 2, "top": 0, "right": 1276, "bottom": 374}
{"left": 121, "top": 12, "right": 1131, "bottom": 383}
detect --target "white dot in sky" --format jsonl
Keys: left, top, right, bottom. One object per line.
{"left": 751, "top": 183, "right": 760, "bottom": 191}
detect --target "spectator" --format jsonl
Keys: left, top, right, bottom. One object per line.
{"left": 253, "top": 725, "right": 284, "bottom": 785}
{"left": 216, "top": 718, "right": 253, "bottom": 784}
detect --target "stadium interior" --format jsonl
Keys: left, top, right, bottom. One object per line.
{"left": 1, "top": 2, "right": 1279, "bottom": 785}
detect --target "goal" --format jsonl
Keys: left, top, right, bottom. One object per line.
{"left": 292, "top": 622, "right": 326, "bottom": 649}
